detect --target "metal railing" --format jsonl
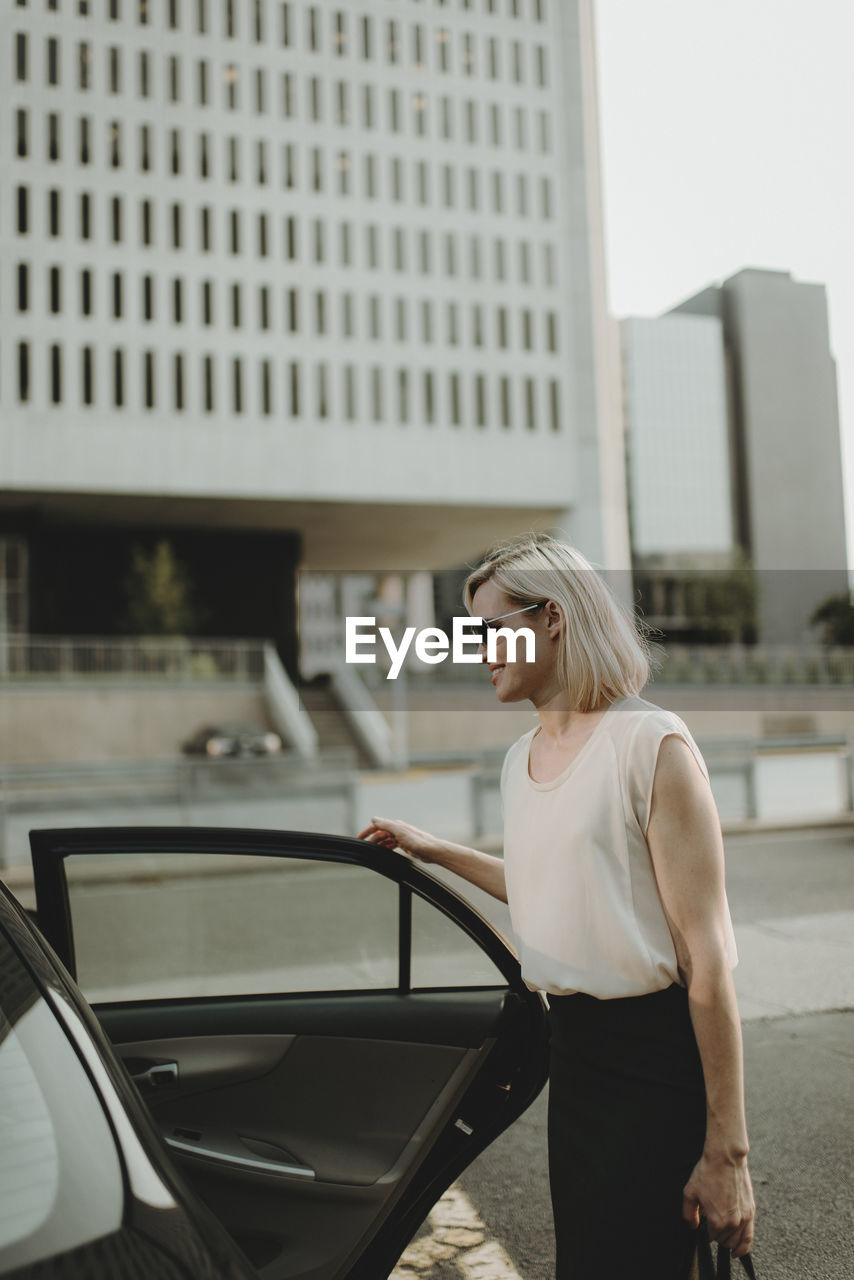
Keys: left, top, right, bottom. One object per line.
{"left": 0, "top": 635, "right": 266, "bottom": 683}
{"left": 358, "top": 644, "right": 854, "bottom": 687}
{"left": 653, "top": 644, "right": 854, "bottom": 685}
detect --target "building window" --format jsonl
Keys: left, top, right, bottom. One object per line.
{"left": 285, "top": 215, "right": 297, "bottom": 260}
{"left": 50, "top": 344, "right": 62, "bottom": 404}
{"left": 80, "top": 192, "right": 92, "bottom": 240}
{"left": 109, "top": 121, "right": 122, "bottom": 168}
{"left": 48, "top": 189, "right": 61, "bottom": 236}
{"left": 255, "top": 68, "right": 266, "bottom": 114}
{"left": 201, "top": 280, "right": 213, "bottom": 325}
{"left": 540, "top": 177, "right": 553, "bottom": 220}
{"left": 418, "top": 231, "right": 431, "bottom": 275}
{"left": 368, "top": 295, "right": 381, "bottom": 340}
{"left": 397, "top": 368, "right": 408, "bottom": 423}
{"left": 173, "top": 353, "right": 185, "bottom": 410}
{"left": 47, "top": 113, "right": 61, "bottom": 162}
{"left": 17, "top": 263, "right": 29, "bottom": 313}
{"left": 423, "top": 371, "right": 435, "bottom": 424}
{"left": 258, "top": 285, "right": 270, "bottom": 330}
{"left": 17, "top": 343, "right": 30, "bottom": 403}
{"left": 280, "top": 2, "right": 291, "bottom": 47}
{"left": 341, "top": 292, "right": 354, "bottom": 337}
{"left": 171, "top": 202, "right": 182, "bottom": 248}
{"left": 461, "top": 31, "right": 474, "bottom": 75}
{"left": 388, "top": 88, "right": 400, "bottom": 132}
{"left": 287, "top": 287, "right": 299, "bottom": 333}
{"left": 109, "top": 45, "right": 121, "bottom": 93}
{"left": 549, "top": 379, "right": 561, "bottom": 431}
{"left": 111, "top": 195, "right": 123, "bottom": 242}
{"left": 48, "top": 264, "right": 61, "bottom": 314}
{"left": 169, "top": 0, "right": 180, "bottom": 29}
{"left": 525, "top": 377, "right": 536, "bottom": 429}
{"left": 289, "top": 361, "right": 300, "bottom": 416}
{"left": 16, "top": 108, "right": 28, "bottom": 158}
{"left": 230, "top": 282, "right": 242, "bottom": 328}
{"left": 112, "top": 271, "right": 123, "bottom": 319}
{"left": 139, "top": 198, "right": 152, "bottom": 246}
{"left": 474, "top": 373, "right": 486, "bottom": 427}
{"left": 260, "top": 359, "right": 272, "bottom": 415}
{"left": 256, "top": 212, "right": 268, "bottom": 256}
{"left": 521, "top": 308, "right": 533, "bottom": 350}
{"left": 198, "top": 132, "right": 211, "bottom": 179}
{"left": 449, "top": 371, "right": 461, "bottom": 425}
{"left": 313, "top": 219, "right": 325, "bottom": 263}
{"left": 138, "top": 50, "right": 150, "bottom": 98}
{"left": 500, "top": 375, "right": 512, "bottom": 428}
{"left": 371, "top": 367, "right": 383, "bottom": 421}
{"left": 362, "top": 84, "right": 375, "bottom": 129}
{"left": 81, "top": 346, "right": 94, "bottom": 406}
{"left": 316, "top": 364, "right": 329, "bottom": 419}
{"left": 16, "top": 186, "right": 29, "bottom": 235}
{"left": 197, "top": 59, "right": 208, "bottom": 105}
{"left": 361, "top": 14, "right": 372, "bottom": 59}
{"left": 203, "top": 354, "right": 214, "bottom": 411}
{"left": 16, "top": 32, "right": 28, "bottom": 82}
{"left": 339, "top": 221, "right": 352, "bottom": 266}
{"left": 47, "top": 37, "right": 60, "bottom": 86}
{"left": 113, "top": 348, "right": 124, "bottom": 406}
{"left": 172, "top": 278, "right": 183, "bottom": 324}
{"left": 334, "top": 10, "right": 347, "bottom": 56}
{"left": 344, "top": 366, "right": 356, "bottom": 420}
{"left": 309, "top": 76, "right": 322, "bottom": 122}
{"left": 282, "top": 72, "right": 294, "bottom": 116}
{"left": 144, "top": 350, "right": 156, "bottom": 408}
{"left": 446, "top": 301, "right": 458, "bottom": 346}
{"left": 78, "top": 40, "right": 90, "bottom": 89}
{"left": 283, "top": 142, "right": 296, "bottom": 188}
{"left": 420, "top": 299, "right": 433, "bottom": 345}
{"left": 142, "top": 274, "right": 153, "bottom": 321}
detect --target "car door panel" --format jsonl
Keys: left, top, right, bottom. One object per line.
{"left": 30, "top": 828, "right": 549, "bottom": 1280}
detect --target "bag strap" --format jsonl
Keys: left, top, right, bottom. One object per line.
{"left": 696, "top": 1221, "right": 757, "bottom": 1279}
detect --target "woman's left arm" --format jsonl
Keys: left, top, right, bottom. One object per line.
{"left": 646, "top": 735, "right": 756, "bottom": 1260}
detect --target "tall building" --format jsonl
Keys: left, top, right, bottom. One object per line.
{"left": 1, "top": 0, "right": 628, "bottom": 672}
{"left": 622, "top": 268, "right": 848, "bottom": 643}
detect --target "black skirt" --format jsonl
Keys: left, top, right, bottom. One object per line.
{"left": 547, "top": 983, "right": 706, "bottom": 1280}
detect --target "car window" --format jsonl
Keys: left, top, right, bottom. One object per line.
{"left": 411, "top": 894, "right": 506, "bottom": 987}
{"left": 0, "top": 929, "right": 124, "bottom": 1272}
{"left": 65, "top": 851, "right": 399, "bottom": 1001}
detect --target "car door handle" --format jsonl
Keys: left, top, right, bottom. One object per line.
{"left": 129, "top": 1061, "right": 179, "bottom": 1091}
{"left": 163, "top": 1129, "right": 316, "bottom": 1180}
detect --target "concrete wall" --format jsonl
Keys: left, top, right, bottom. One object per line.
{"left": 0, "top": 686, "right": 270, "bottom": 764}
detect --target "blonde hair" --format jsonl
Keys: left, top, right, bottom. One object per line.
{"left": 463, "top": 533, "right": 651, "bottom": 712}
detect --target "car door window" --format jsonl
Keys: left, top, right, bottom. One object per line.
{"left": 410, "top": 894, "right": 507, "bottom": 987}
{"left": 64, "top": 851, "right": 399, "bottom": 1002}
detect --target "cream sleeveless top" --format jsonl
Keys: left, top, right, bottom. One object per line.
{"left": 499, "top": 694, "right": 738, "bottom": 998}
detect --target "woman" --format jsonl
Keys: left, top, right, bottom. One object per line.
{"left": 359, "top": 534, "right": 754, "bottom": 1279}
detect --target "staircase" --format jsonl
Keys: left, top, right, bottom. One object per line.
{"left": 298, "top": 677, "right": 377, "bottom": 768}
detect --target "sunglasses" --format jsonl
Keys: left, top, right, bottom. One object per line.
{"left": 472, "top": 602, "right": 545, "bottom": 648}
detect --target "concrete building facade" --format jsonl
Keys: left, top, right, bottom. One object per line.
{"left": 1, "top": 0, "right": 629, "bottom": 673}
{"left": 623, "top": 268, "right": 848, "bottom": 643}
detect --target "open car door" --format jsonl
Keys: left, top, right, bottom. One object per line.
{"left": 30, "top": 827, "right": 549, "bottom": 1280}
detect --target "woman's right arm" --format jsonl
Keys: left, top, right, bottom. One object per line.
{"left": 357, "top": 817, "right": 508, "bottom": 903}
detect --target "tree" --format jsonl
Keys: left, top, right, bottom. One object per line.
{"left": 119, "top": 540, "right": 200, "bottom": 635}
{"left": 810, "top": 592, "right": 854, "bottom": 645}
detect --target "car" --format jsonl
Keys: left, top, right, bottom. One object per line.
{"left": 181, "top": 724, "right": 283, "bottom": 758}
{"left": 1, "top": 826, "right": 549, "bottom": 1280}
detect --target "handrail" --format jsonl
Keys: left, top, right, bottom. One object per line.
{"left": 0, "top": 634, "right": 266, "bottom": 683}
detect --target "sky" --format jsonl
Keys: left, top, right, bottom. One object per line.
{"left": 593, "top": 0, "right": 854, "bottom": 566}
